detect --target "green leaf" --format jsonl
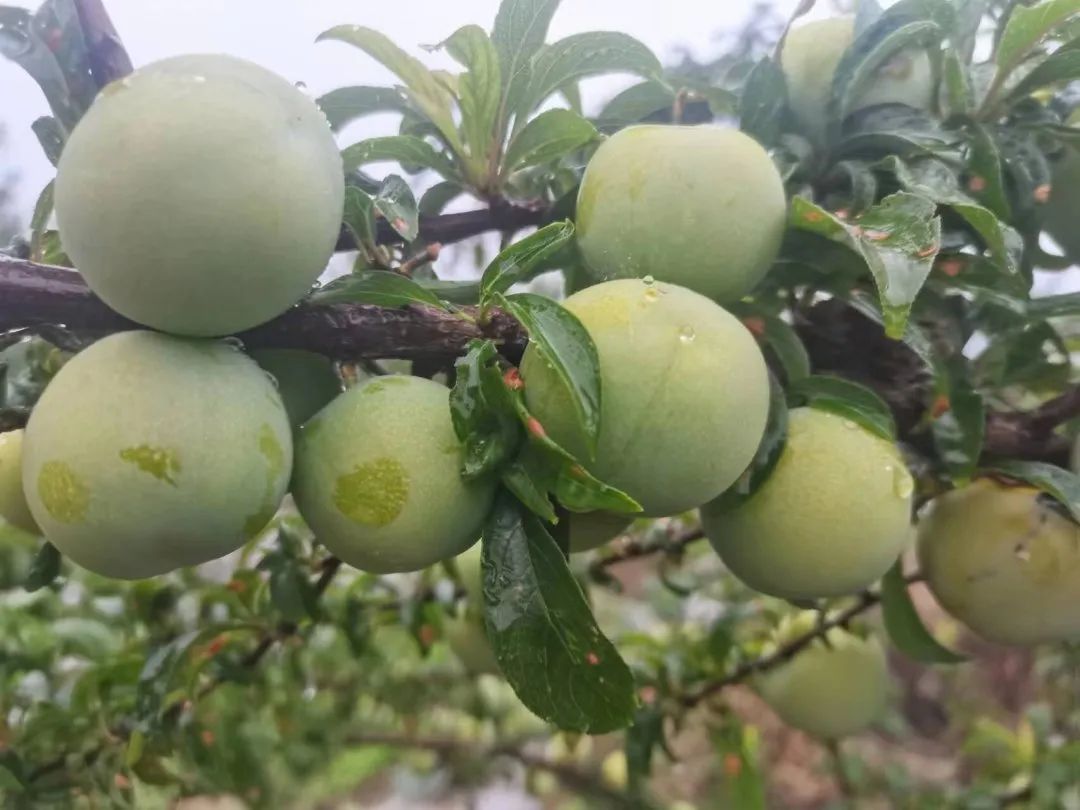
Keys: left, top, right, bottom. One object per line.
{"left": 135, "top": 629, "right": 207, "bottom": 727}
{"left": 432, "top": 26, "right": 501, "bottom": 172}
{"left": 310, "top": 270, "right": 447, "bottom": 310}
{"left": 930, "top": 363, "right": 985, "bottom": 483}
{"left": 519, "top": 32, "right": 661, "bottom": 118}
{"left": 994, "top": 0, "right": 1080, "bottom": 83}
{"left": 727, "top": 305, "right": 810, "bottom": 385}
{"left": 881, "top": 156, "right": 1022, "bottom": 274}
{"left": 374, "top": 175, "right": 419, "bottom": 241}
{"left": 940, "top": 48, "right": 974, "bottom": 117}
{"left": 316, "top": 86, "right": 409, "bottom": 131}
{"left": 501, "top": 460, "right": 556, "bottom": 523}
{"left": 450, "top": 340, "right": 522, "bottom": 480}
{"left": 29, "top": 180, "right": 54, "bottom": 263}
{"left": 24, "top": 542, "right": 61, "bottom": 592}
{"left": 317, "top": 25, "right": 464, "bottom": 155}
{"left": 503, "top": 109, "right": 598, "bottom": 173}
{"left": 1007, "top": 46, "right": 1080, "bottom": 100}
{"left": 342, "top": 185, "right": 376, "bottom": 249}
{"left": 712, "top": 723, "right": 767, "bottom": 810}
{"left": 739, "top": 57, "right": 787, "bottom": 145}
{"left": 496, "top": 292, "right": 600, "bottom": 455}
{"left": 258, "top": 552, "right": 319, "bottom": 623}
{"left": 31, "top": 116, "right": 64, "bottom": 166}
{"left": 981, "top": 461, "right": 1080, "bottom": 523}
{"left": 708, "top": 374, "right": 789, "bottom": 513}
{"left": 625, "top": 707, "right": 666, "bottom": 796}
{"left": 418, "top": 181, "right": 463, "bottom": 216}
{"left": 836, "top": 105, "right": 957, "bottom": 159}
{"left": 1028, "top": 291, "right": 1080, "bottom": 319}
{"left": 881, "top": 562, "right": 966, "bottom": 663}
{"left": 595, "top": 79, "right": 674, "bottom": 128}
{"left": 789, "top": 374, "right": 897, "bottom": 441}
{"left": 481, "top": 492, "right": 636, "bottom": 733}
{"left": 967, "top": 124, "right": 1011, "bottom": 220}
{"left": 480, "top": 220, "right": 574, "bottom": 301}
{"left": 341, "top": 135, "right": 459, "bottom": 179}
{"left": 492, "top": 0, "right": 561, "bottom": 121}
{"left": 789, "top": 194, "right": 941, "bottom": 337}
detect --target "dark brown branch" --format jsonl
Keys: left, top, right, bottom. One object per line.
{"left": 588, "top": 528, "right": 705, "bottom": 579}
{"left": 360, "top": 200, "right": 550, "bottom": 249}
{"left": 73, "top": 0, "right": 133, "bottom": 88}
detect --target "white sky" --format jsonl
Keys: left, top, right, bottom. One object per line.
{"left": 0, "top": 0, "right": 802, "bottom": 221}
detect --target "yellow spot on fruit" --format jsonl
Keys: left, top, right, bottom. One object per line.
{"left": 38, "top": 461, "right": 89, "bottom": 524}
{"left": 244, "top": 424, "right": 287, "bottom": 539}
{"left": 119, "top": 444, "right": 181, "bottom": 485}
{"left": 258, "top": 424, "right": 285, "bottom": 479}
{"left": 334, "top": 457, "right": 409, "bottom": 527}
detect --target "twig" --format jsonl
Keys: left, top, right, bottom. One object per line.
{"left": 588, "top": 528, "right": 705, "bottom": 579}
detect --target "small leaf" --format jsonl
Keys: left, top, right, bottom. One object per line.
{"left": 595, "top": 80, "right": 674, "bottom": 128}
{"left": 967, "top": 124, "right": 1011, "bottom": 219}
{"left": 24, "top": 542, "right": 61, "bottom": 592}
{"left": 418, "top": 180, "right": 463, "bottom": 216}
{"left": 481, "top": 492, "right": 637, "bottom": 733}
{"left": 981, "top": 461, "right": 1080, "bottom": 523}
{"left": 930, "top": 363, "right": 985, "bottom": 483}
{"left": 341, "top": 135, "right": 459, "bottom": 179}
{"left": 994, "top": 0, "right": 1080, "bottom": 84}
{"left": 501, "top": 459, "right": 557, "bottom": 523}
{"left": 374, "top": 174, "right": 419, "bottom": 241}
{"left": 432, "top": 26, "right": 501, "bottom": 175}
{"left": 31, "top": 116, "right": 64, "bottom": 166}
{"left": 492, "top": 0, "right": 561, "bottom": 130}
{"left": 940, "top": 48, "right": 974, "bottom": 117}
{"left": 450, "top": 340, "right": 522, "bottom": 480}
{"left": 789, "top": 374, "right": 897, "bottom": 441}
{"left": 316, "top": 85, "right": 409, "bottom": 131}
{"left": 503, "top": 108, "right": 598, "bottom": 172}
{"left": 318, "top": 25, "right": 464, "bottom": 154}
{"left": 1007, "top": 46, "right": 1080, "bottom": 100}
{"left": 496, "top": 292, "right": 600, "bottom": 455}
{"left": 310, "top": 270, "right": 447, "bottom": 310}
{"left": 739, "top": 57, "right": 787, "bottom": 145}
{"left": 342, "top": 185, "right": 376, "bottom": 249}
{"left": 519, "top": 31, "right": 661, "bottom": 118}
{"left": 480, "top": 220, "right": 574, "bottom": 301}
{"left": 625, "top": 707, "right": 666, "bottom": 796}
{"left": 881, "top": 562, "right": 967, "bottom": 663}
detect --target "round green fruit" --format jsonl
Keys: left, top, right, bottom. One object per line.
{"left": 0, "top": 431, "right": 38, "bottom": 534}
{"left": 445, "top": 615, "right": 500, "bottom": 675}
{"left": 55, "top": 54, "right": 344, "bottom": 337}
{"left": 781, "top": 17, "right": 934, "bottom": 141}
{"left": 522, "top": 279, "right": 770, "bottom": 517}
{"left": 293, "top": 376, "right": 495, "bottom": 573}
{"left": 568, "top": 511, "right": 631, "bottom": 553}
{"left": 702, "top": 407, "right": 912, "bottom": 600}
{"left": 917, "top": 479, "right": 1080, "bottom": 646}
{"left": 23, "top": 331, "right": 292, "bottom": 578}
{"left": 250, "top": 349, "right": 341, "bottom": 431}
{"left": 575, "top": 125, "right": 786, "bottom": 302}
{"left": 757, "top": 612, "right": 890, "bottom": 740}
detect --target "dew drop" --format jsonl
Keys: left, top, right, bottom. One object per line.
{"left": 263, "top": 370, "right": 281, "bottom": 390}
{"left": 222, "top": 336, "right": 246, "bottom": 352}
{"left": 678, "top": 326, "right": 696, "bottom": 344}
{"left": 642, "top": 275, "right": 655, "bottom": 286}
{"left": 842, "top": 419, "right": 858, "bottom": 430}
{"left": 1015, "top": 543, "right": 1031, "bottom": 563}
{"left": 891, "top": 464, "right": 914, "bottom": 499}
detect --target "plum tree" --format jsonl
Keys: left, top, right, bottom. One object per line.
{"left": 574, "top": 126, "right": 787, "bottom": 302}
{"left": 781, "top": 17, "right": 934, "bottom": 141}
{"left": 701, "top": 407, "right": 912, "bottom": 600}
{"left": 757, "top": 612, "right": 890, "bottom": 740}
{"left": 54, "top": 54, "right": 344, "bottom": 337}
{"left": 250, "top": 349, "right": 342, "bottom": 431}
{"left": 917, "top": 479, "right": 1080, "bottom": 646}
{"left": 22, "top": 331, "right": 292, "bottom": 578}
{"left": 293, "top": 376, "right": 495, "bottom": 573}
{"left": 0, "top": 430, "right": 38, "bottom": 534}
{"left": 521, "top": 279, "right": 770, "bottom": 517}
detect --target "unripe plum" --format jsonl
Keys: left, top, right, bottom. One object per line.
{"left": 757, "top": 612, "right": 890, "bottom": 739}
{"left": 917, "top": 479, "right": 1080, "bottom": 646}
{"left": 55, "top": 54, "right": 344, "bottom": 337}
{"left": 0, "top": 431, "right": 38, "bottom": 535}
{"left": 250, "top": 349, "right": 341, "bottom": 431}
{"left": 521, "top": 279, "right": 770, "bottom": 517}
{"left": 293, "top": 376, "right": 495, "bottom": 573}
{"left": 702, "top": 407, "right": 913, "bottom": 600}
{"left": 22, "top": 331, "right": 292, "bottom": 578}
{"left": 575, "top": 125, "right": 786, "bottom": 302}
{"left": 781, "top": 18, "right": 934, "bottom": 141}
{"left": 569, "top": 511, "right": 631, "bottom": 553}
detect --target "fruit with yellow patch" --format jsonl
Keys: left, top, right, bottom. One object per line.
{"left": 781, "top": 17, "right": 934, "bottom": 142}
{"left": 293, "top": 376, "right": 495, "bottom": 573}
{"left": 757, "top": 612, "right": 890, "bottom": 739}
{"left": 702, "top": 407, "right": 912, "bottom": 600}
{"left": 0, "top": 430, "right": 38, "bottom": 534}
{"left": 522, "top": 279, "right": 770, "bottom": 517}
{"left": 55, "top": 54, "right": 344, "bottom": 336}
{"left": 917, "top": 479, "right": 1080, "bottom": 646}
{"left": 22, "top": 331, "right": 292, "bottom": 578}
{"left": 575, "top": 126, "right": 786, "bottom": 302}
{"left": 250, "top": 349, "right": 341, "bottom": 431}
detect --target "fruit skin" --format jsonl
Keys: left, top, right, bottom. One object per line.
{"left": 917, "top": 479, "right": 1080, "bottom": 646}
{"left": 250, "top": 349, "right": 341, "bottom": 431}
{"left": 781, "top": 18, "right": 934, "bottom": 141}
{"left": 702, "top": 407, "right": 912, "bottom": 600}
{"left": 0, "top": 431, "right": 38, "bottom": 534}
{"left": 522, "top": 279, "right": 769, "bottom": 517}
{"left": 22, "top": 331, "right": 292, "bottom": 579}
{"left": 293, "top": 376, "right": 495, "bottom": 573}
{"left": 55, "top": 54, "right": 344, "bottom": 337}
{"left": 1044, "top": 110, "right": 1080, "bottom": 260}
{"left": 569, "top": 511, "right": 631, "bottom": 553}
{"left": 757, "top": 612, "right": 890, "bottom": 740}
{"left": 575, "top": 125, "right": 786, "bottom": 302}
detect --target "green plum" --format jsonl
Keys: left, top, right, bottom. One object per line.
{"left": 0, "top": 431, "right": 38, "bottom": 534}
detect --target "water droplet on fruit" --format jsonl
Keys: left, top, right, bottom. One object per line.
{"left": 892, "top": 465, "right": 914, "bottom": 499}
{"left": 222, "top": 336, "right": 246, "bottom": 352}
{"left": 642, "top": 275, "right": 655, "bottom": 286}
{"left": 679, "top": 326, "right": 696, "bottom": 344}
{"left": 1015, "top": 544, "right": 1031, "bottom": 563}
{"left": 263, "top": 370, "right": 280, "bottom": 390}
{"left": 842, "top": 419, "right": 858, "bottom": 430}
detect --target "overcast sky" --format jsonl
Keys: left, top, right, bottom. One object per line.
{"left": 0, "top": 0, "right": 809, "bottom": 222}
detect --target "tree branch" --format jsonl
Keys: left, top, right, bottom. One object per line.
{"left": 72, "top": 0, "right": 133, "bottom": 88}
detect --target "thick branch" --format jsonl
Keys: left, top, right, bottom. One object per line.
{"left": 73, "top": 0, "right": 133, "bottom": 88}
